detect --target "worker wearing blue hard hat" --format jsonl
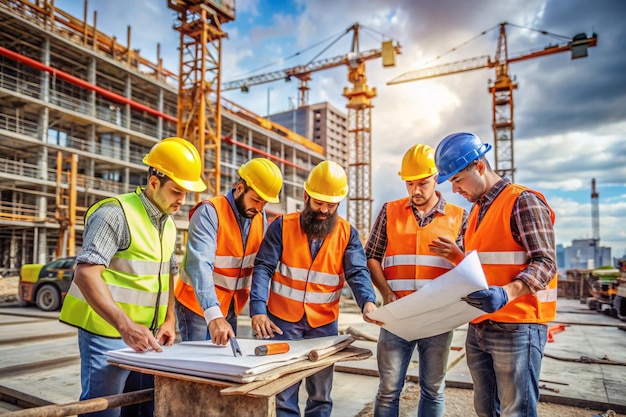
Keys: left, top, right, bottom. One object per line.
{"left": 430, "top": 132, "right": 558, "bottom": 417}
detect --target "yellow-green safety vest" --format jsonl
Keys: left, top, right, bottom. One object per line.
{"left": 59, "top": 190, "right": 175, "bottom": 337}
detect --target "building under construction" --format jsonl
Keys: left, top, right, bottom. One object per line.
{"left": 0, "top": 0, "right": 327, "bottom": 275}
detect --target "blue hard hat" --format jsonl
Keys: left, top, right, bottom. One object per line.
{"left": 434, "top": 132, "right": 492, "bottom": 184}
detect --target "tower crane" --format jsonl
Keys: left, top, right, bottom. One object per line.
{"left": 388, "top": 22, "right": 597, "bottom": 182}
{"left": 168, "top": 0, "right": 236, "bottom": 199}
{"left": 223, "top": 23, "right": 401, "bottom": 242}
{"left": 591, "top": 178, "right": 600, "bottom": 267}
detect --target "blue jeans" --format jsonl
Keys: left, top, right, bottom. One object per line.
{"left": 77, "top": 329, "right": 154, "bottom": 417}
{"left": 374, "top": 328, "right": 453, "bottom": 417}
{"left": 269, "top": 312, "right": 338, "bottom": 417}
{"left": 175, "top": 298, "right": 237, "bottom": 341}
{"left": 466, "top": 321, "right": 548, "bottom": 417}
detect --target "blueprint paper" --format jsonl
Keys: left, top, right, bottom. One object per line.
{"left": 105, "top": 335, "right": 351, "bottom": 383}
{"left": 366, "top": 250, "right": 489, "bottom": 341}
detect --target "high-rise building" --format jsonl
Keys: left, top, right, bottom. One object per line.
{"left": 269, "top": 102, "right": 348, "bottom": 168}
{"left": 563, "top": 239, "right": 612, "bottom": 270}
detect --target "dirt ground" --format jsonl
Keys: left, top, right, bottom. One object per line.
{"left": 0, "top": 276, "right": 621, "bottom": 416}
{"left": 354, "top": 381, "right": 621, "bottom": 417}
{"left": 0, "top": 275, "right": 18, "bottom": 303}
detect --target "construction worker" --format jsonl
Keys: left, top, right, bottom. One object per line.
{"left": 59, "top": 137, "right": 206, "bottom": 417}
{"left": 431, "top": 132, "right": 558, "bottom": 417}
{"left": 250, "top": 160, "right": 380, "bottom": 417}
{"left": 174, "top": 158, "right": 283, "bottom": 344}
{"left": 364, "top": 144, "right": 467, "bottom": 417}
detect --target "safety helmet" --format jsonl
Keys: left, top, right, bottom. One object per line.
{"left": 238, "top": 158, "right": 283, "bottom": 204}
{"left": 398, "top": 144, "right": 438, "bottom": 181}
{"left": 142, "top": 137, "right": 207, "bottom": 192}
{"left": 304, "top": 160, "right": 349, "bottom": 204}
{"left": 434, "top": 132, "right": 492, "bottom": 184}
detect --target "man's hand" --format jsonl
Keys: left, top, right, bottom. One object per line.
{"left": 428, "top": 236, "right": 465, "bottom": 265}
{"left": 463, "top": 286, "right": 509, "bottom": 313}
{"left": 381, "top": 291, "right": 397, "bottom": 306}
{"left": 208, "top": 317, "right": 234, "bottom": 346}
{"left": 155, "top": 316, "right": 177, "bottom": 347}
{"left": 251, "top": 314, "right": 283, "bottom": 339}
{"left": 119, "top": 320, "right": 162, "bottom": 353}
{"left": 362, "top": 301, "right": 384, "bottom": 326}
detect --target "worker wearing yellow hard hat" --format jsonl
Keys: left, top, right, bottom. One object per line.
{"left": 249, "top": 160, "right": 380, "bottom": 417}
{"left": 364, "top": 143, "right": 467, "bottom": 417}
{"left": 174, "top": 157, "right": 284, "bottom": 345}
{"left": 60, "top": 137, "right": 206, "bottom": 416}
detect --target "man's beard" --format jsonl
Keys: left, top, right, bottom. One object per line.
{"left": 300, "top": 203, "right": 338, "bottom": 239}
{"left": 234, "top": 191, "right": 257, "bottom": 218}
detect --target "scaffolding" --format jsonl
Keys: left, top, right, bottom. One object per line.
{"left": 0, "top": 0, "right": 323, "bottom": 275}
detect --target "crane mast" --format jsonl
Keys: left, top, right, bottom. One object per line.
{"left": 490, "top": 23, "right": 517, "bottom": 180}
{"left": 388, "top": 22, "right": 597, "bottom": 182}
{"left": 222, "top": 23, "right": 400, "bottom": 242}
{"left": 168, "top": 0, "right": 235, "bottom": 200}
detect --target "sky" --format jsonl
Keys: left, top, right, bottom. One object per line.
{"left": 54, "top": 0, "right": 626, "bottom": 261}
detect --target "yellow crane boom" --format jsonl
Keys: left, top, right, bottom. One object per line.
{"left": 388, "top": 22, "right": 597, "bottom": 181}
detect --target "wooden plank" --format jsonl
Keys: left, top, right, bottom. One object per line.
{"left": 223, "top": 347, "right": 372, "bottom": 397}
{"left": 0, "top": 337, "right": 78, "bottom": 373}
{"left": 154, "top": 377, "right": 274, "bottom": 417}
{"left": 0, "top": 322, "right": 76, "bottom": 345}
{"left": 1, "top": 389, "right": 153, "bottom": 417}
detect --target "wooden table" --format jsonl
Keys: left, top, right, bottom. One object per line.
{"left": 116, "top": 346, "right": 371, "bottom": 417}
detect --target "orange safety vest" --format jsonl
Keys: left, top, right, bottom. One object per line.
{"left": 383, "top": 197, "right": 465, "bottom": 298}
{"left": 267, "top": 212, "right": 350, "bottom": 328}
{"left": 174, "top": 195, "right": 264, "bottom": 317}
{"left": 466, "top": 184, "right": 558, "bottom": 324}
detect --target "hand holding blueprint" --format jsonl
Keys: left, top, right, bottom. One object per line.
{"left": 366, "top": 250, "right": 488, "bottom": 341}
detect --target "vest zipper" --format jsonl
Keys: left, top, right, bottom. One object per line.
{"left": 150, "top": 218, "right": 165, "bottom": 335}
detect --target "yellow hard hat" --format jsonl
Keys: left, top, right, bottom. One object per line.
{"left": 238, "top": 158, "right": 283, "bottom": 203}
{"left": 142, "top": 137, "right": 207, "bottom": 192}
{"left": 304, "top": 160, "right": 349, "bottom": 203}
{"left": 398, "top": 144, "right": 438, "bottom": 181}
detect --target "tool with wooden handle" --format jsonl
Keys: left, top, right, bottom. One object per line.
{"left": 308, "top": 336, "right": 355, "bottom": 362}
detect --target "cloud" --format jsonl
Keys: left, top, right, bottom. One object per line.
{"left": 54, "top": 0, "right": 626, "bottom": 260}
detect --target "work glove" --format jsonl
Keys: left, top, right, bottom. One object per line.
{"left": 463, "top": 286, "right": 509, "bottom": 313}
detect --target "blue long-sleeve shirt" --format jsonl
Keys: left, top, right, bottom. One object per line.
{"left": 250, "top": 216, "right": 377, "bottom": 318}
{"left": 183, "top": 188, "right": 267, "bottom": 323}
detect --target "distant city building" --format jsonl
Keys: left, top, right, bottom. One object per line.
{"left": 556, "top": 243, "right": 565, "bottom": 270}
{"left": 563, "top": 239, "right": 611, "bottom": 270}
{"left": 270, "top": 102, "right": 348, "bottom": 168}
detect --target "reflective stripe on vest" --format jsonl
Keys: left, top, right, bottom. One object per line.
{"left": 383, "top": 198, "right": 464, "bottom": 298}
{"left": 267, "top": 212, "right": 350, "bottom": 328}
{"left": 465, "top": 184, "right": 557, "bottom": 324}
{"left": 174, "top": 196, "right": 263, "bottom": 317}
{"left": 67, "top": 281, "right": 168, "bottom": 307}
{"left": 271, "top": 280, "right": 343, "bottom": 304}
{"left": 59, "top": 190, "right": 175, "bottom": 337}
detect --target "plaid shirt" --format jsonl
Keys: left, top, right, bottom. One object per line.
{"left": 365, "top": 191, "right": 467, "bottom": 262}
{"left": 471, "top": 179, "right": 557, "bottom": 292}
